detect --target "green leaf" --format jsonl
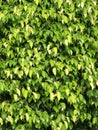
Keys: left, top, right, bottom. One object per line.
{"left": 72, "top": 115, "right": 77, "bottom": 123}
{"left": 34, "top": 0, "right": 39, "bottom": 5}
{"left": 65, "top": 69, "right": 69, "bottom": 75}
{"left": 56, "top": 91, "right": 61, "bottom": 101}
{"left": 25, "top": 113, "right": 29, "bottom": 122}
{"left": 52, "top": 67, "right": 56, "bottom": 76}
{"left": 61, "top": 124, "right": 66, "bottom": 130}
{"left": 50, "top": 92, "right": 55, "bottom": 101}
{"left": 16, "top": 88, "right": 21, "bottom": 96}
{"left": 92, "top": 117, "right": 98, "bottom": 125}
{"left": 58, "top": 0, "right": 63, "bottom": 8}
{"left": 64, "top": 121, "right": 68, "bottom": 129}
{"left": 14, "top": 94, "right": 18, "bottom": 101}
{"left": 68, "top": 93, "right": 77, "bottom": 104}
{"left": 52, "top": 47, "right": 58, "bottom": 55}
{"left": 50, "top": 60, "right": 55, "bottom": 67}
{"left": 6, "top": 116, "right": 13, "bottom": 125}
{"left": 28, "top": 40, "right": 33, "bottom": 49}
{"left": 65, "top": 88, "right": 70, "bottom": 96}
{"left": 24, "top": 67, "right": 29, "bottom": 76}
{"left": 22, "top": 88, "right": 28, "bottom": 99}
{"left": 29, "top": 69, "right": 33, "bottom": 78}
{"left": 0, "top": 117, "right": 3, "bottom": 125}
{"left": 62, "top": 15, "right": 68, "bottom": 24}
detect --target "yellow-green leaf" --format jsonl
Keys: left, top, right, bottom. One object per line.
{"left": 52, "top": 67, "right": 56, "bottom": 76}
{"left": 22, "top": 88, "right": 28, "bottom": 99}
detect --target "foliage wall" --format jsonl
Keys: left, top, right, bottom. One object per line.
{"left": 0, "top": 0, "right": 98, "bottom": 129}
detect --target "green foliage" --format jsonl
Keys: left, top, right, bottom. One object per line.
{"left": 0, "top": 0, "right": 98, "bottom": 129}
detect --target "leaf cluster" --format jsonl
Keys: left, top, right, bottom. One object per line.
{"left": 0, "top": 0, "right": 98, "bottom": 129}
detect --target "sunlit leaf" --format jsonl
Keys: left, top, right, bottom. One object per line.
{"left": 52, "top": 67, "right": 56, "bottom": 76}
{"left": 22, "top": 88, "right": 28, "bottom": 99}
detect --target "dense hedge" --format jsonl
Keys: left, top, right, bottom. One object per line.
{"left": 0, "top": 0, "right": 98, "bottom": 130}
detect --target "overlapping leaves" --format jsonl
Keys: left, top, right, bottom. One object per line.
{"left": 0, "top": 0, "right": 98, "bottom": 129}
